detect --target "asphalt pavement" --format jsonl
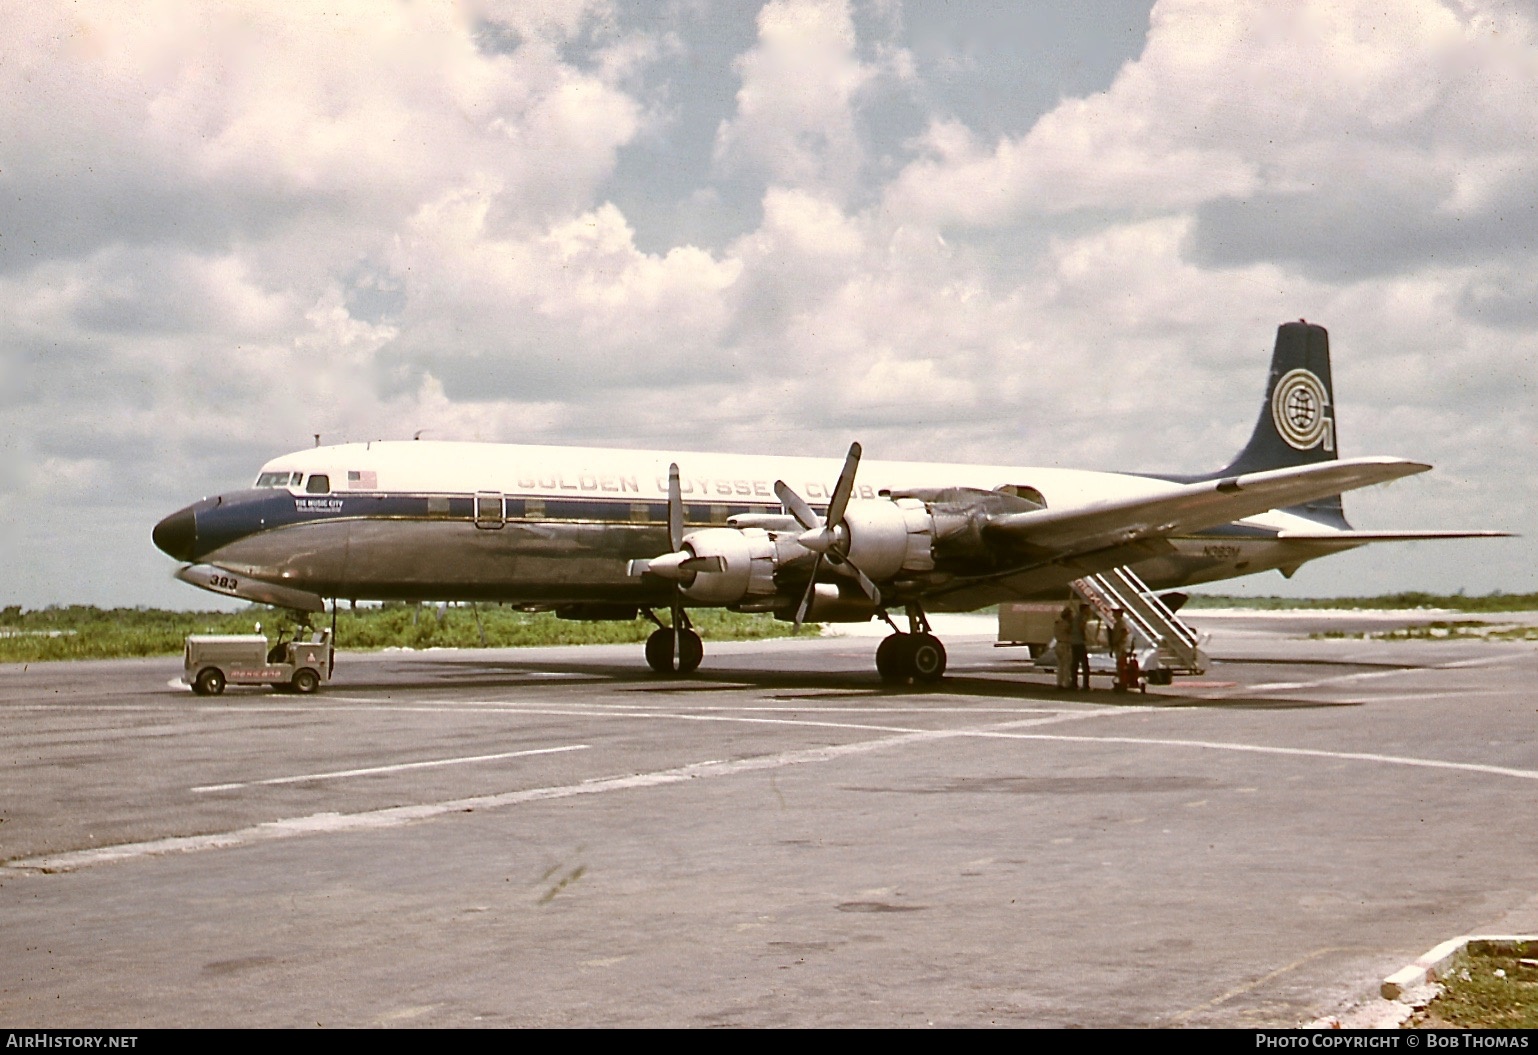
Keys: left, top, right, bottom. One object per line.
{"left": 2, "top": 610, "right": 1535, "bottom": 1027}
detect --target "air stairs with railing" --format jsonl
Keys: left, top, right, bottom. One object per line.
{"left": 1069, "top": 566, "right": 1208, "bottom": 683}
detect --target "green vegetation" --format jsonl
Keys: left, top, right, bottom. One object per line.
{"left": 1313, "top": 620, "right": 1538, "bottom": 642}
{"left": 8, "top": 591, "right": 1537, "bottom": 663}
{"left": 1408, "top": 940, "right": 1538, "bottom": 1029}
{"left": 1186, "top": 591, "right": 1538, "bottom": 612}
{"left": 0, "top": 603, "right": 799, "bottom": 664}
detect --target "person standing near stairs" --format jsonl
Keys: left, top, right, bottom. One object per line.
{"left": 1071, "top": 603, "right": 1093, "bottom": 690}
{"left": 1053, "top": 605, "right": 1075, "bottom": 690}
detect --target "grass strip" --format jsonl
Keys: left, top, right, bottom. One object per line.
{"left": 0, "top": 603, "right": 799, "bottom": 664}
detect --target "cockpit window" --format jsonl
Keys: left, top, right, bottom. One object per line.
{"left": 255, "top": 471, "right": 305, "bottom": 488}
{"left": 305, "top": 474, "right": 331, "bottom": 494}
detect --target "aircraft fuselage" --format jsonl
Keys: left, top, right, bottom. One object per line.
{"left": 153, "top": 441, "right": 1341, "bottom": 614}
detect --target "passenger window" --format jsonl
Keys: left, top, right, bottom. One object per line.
{"left": 306, "top": 474, "right": 330, "bottom": 494}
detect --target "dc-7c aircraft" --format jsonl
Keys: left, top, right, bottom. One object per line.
{"left": 153, "top": 322, "right": 1502, "bottom": 682}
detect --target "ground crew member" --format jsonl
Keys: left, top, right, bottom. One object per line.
{"left": 1108, "top": 608, "right": 1133, "bottom": 692}
{"left": 1071, "top": 603, "right": 1093, "bottom": 690}
{"left": 1053, "top": 605, "right": 1074, "bottom": 690}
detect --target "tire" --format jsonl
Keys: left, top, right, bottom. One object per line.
{"left": 645, "top": 629, "right": 674, "bottom": 673}
{"left": 193, "top": 668, "right": 225, "bottom": 696}
{"left": 291, "top": 668, "right": 320, "bottom": 694}
{"left": 1148, "top": 669, "right": 1173, "bottom": 686}
{"left": 677, "top": 629, "right": 704, "bottom": 675}
{"left": 646, "top": 628, "right": 704, "bottom": 675}
{"left": 909, "top": 634, "right": 947, "bottom": 682}
{"left": 875, "top": 634, "right": 908, "bottom": 682}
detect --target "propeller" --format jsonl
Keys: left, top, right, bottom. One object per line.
{"left": 625, "top": 463, "right": 721, "bottom": 672}
{"left": 665, "top": 463, "right": 686, "bottom": 670}
{"left": 627, "top": 464, "right": 725, "bottom": 582}
{"left": 773, "top": 442, "right": 881, "bottom": 632}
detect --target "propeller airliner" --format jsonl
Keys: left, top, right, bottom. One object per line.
{"left": 153, "top": 322, "right": 1503, "bottom": 681}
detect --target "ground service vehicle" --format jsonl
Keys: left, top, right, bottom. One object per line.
{"left": 183, "top": 629, "right": 333, "bottom": 695}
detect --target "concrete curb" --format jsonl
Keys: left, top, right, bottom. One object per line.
{"left": 1382, "top": 934, "right": 1538, "bottom": 1001}
{"left": 1309, "top": 934, "right": 1538, "bottom": 1029}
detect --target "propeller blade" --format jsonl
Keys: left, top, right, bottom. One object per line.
{"left": 774, "top": 480, "right": 821, "bottom": 532}
{"left": 679, "top": 555, "right": 725, "bottom": 573}
{"left": 847, "top": 561, "right": 882, "bottom": 606}
{"left": 667, "top": 463, "right": 683, "bottom": 552}
{"left": 792, "top": 555, "right": 823, "bottom": 633}
{"left": 826, "top": 442, "right": 861, "bottom": 527}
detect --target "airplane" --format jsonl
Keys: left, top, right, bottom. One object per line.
{"left": 152, "top": 321, "right": 1505, "bottom": 682}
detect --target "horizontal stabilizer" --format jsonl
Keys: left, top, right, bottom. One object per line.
{"left": 983, "top": 457, "right": 1430, "bottom": 559}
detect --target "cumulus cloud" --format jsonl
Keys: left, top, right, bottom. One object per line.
{"left": 1, "top": 0, "right": 1532, "bottom": 607}
{"left": 884, "top": 0, "right": 1538, "bottom": 283}
{"left": 712, "top": 0, "right": 907, "bottom": 201}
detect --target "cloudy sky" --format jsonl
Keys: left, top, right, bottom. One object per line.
{"left": 3, "top": 0, "right": 1533, "bottom": 610}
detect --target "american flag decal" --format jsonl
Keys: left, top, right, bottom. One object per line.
{"left": 347, "top": 470, "right": 378, "bottom": 489}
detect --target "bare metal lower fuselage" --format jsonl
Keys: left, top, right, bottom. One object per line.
{"left": 178, "top": 503, "right": 1343, "bottom": 615}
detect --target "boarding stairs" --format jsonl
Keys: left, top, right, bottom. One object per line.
{"left": 1072, "top": 566, "right": 1208, "bottom": 681}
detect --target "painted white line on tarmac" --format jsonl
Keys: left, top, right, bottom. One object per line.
{"left": 1365, "top": 690, "right": 1512, "bottom": 704}
{"left": 191, "top": 743, "right": 591, "bottom": 793}
{"left": 6, "top": 709, "right": 1128, "bottom": 874}
{"left": 984, "top": 732, "right": 1538, "bottom": 782}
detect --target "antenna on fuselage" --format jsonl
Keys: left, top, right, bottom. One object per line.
{"left": 413, "top": 429, "right": 430, "bottom": 441}
{"left": 313, "top": 434, "right": 320, "bottom": 448}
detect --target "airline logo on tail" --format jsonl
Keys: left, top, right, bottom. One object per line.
{"left": 1271, "top": 368, "right": 1334, "bottom": 452}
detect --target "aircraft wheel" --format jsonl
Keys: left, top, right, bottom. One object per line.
{"left": 291, "top": 668, "right": 320, "bottom": 695}
{"left": 645, "top": 629, "right": 673, "bottom": 673}
{"left": 875, "top": 634, "right": 908, "bottom": 682}
{"left": 909, "top": 633, "right": 947, "bottom": 682}
{"left": 193, "top": 668, "right": 225, "bottom": 696}
{"left": 645, "top": 628, "right": 704, "bottom": 675}
{"left": 677, "top": 629, "right": 704, "bottom": 675}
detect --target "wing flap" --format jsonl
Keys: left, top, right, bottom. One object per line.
{"left": 983, "top": 457, "right": 1430, "bottom": 558}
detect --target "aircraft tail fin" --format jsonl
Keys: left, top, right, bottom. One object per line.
{"left": 1213, "top": 321, "right": 1348, "bottom": 528}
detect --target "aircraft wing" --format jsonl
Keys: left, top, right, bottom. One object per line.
{"left": 1274, "top": 529, "right": 1513, "bottom": 541}
{"left": 981, "top": 457, "right": 1431, "bottom": 560}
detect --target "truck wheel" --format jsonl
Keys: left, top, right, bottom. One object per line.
{"left": 291, "top": 668, "right": 320, "bottom": 695}
{"left": 194, "top": 668, "right": 225, "bottom": 696}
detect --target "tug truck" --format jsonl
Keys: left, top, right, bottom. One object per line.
{"left": 183, "top": 629, "right": 333, "bottom": 695}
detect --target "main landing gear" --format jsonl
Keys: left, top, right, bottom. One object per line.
{"left": 642, "top": 608, "right": 703, "bottom": 675}
{"left": 874, "top": 605, "right": 947, "bottom": 684}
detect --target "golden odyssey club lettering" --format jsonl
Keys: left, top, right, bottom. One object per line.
{"left": 511, "top": 472, "right": 874, "bottom": 502}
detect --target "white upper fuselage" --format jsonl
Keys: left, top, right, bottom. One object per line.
{"left": 251, "top": 439, "right": 1318, "bottom": 535}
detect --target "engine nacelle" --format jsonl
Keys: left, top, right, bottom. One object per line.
{"left": 840, "top": 498, "right": 936, "bottom": 580}
{"left": 677, "top": 528, "right": 782, "bottom": 605}
{"left": 778, "top": 583, "right": 877, "bottom": 624}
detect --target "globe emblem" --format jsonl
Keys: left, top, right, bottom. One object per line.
{"left": 1285, "top": 387, "right": 1319, "bottom": 432}
{"left": 1270, "top": 369, "right": 1331, "bottom": 450}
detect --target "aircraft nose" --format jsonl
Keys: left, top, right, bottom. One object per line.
{"left": 152, "top": 506, "right": 197, "bottom": 561}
